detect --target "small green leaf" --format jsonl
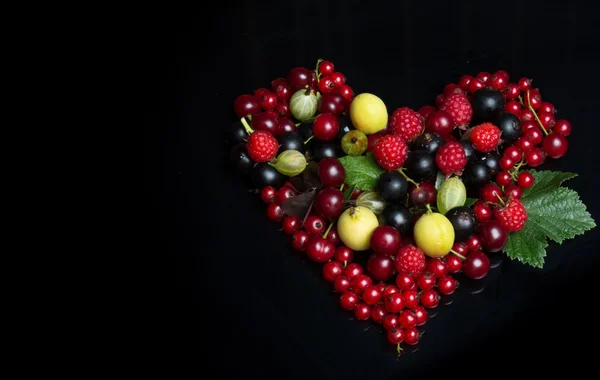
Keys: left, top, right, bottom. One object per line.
{"left": 434, "top": 171, "right": 445, "bottom": 190}
{"left": 464, "top": 198, "right": 477, "bottom": 207}
{"left": 521, "top": 169, "right": 578, "bottom": 200}
{"left": 503, "top": 220, "right": 549, "bottom": 268}
{"left": 338, "top": 153, "right": 385, "bottom": 192}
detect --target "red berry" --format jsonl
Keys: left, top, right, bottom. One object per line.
{"left": 318, "top": 60, "right": 334, "bottom": 76}
{"left": 499, "top": 156, "right": 515, "bottom": 171}
{"left": 305, "top": 215, "right": 326, "bottom": 235}
{"left": 352, "top": 274, "right": 373, "bottom": 295}
{"left": 542, "top": 132, "right": 569, "bottom": 158}
{"left": 524, "top": 89, "right": 542, "bottom": 110}
{"left": 520, "top": 109, "right": 535, "bottom": 121}
{"left": 343, "top": 263, "right": 363, "bottom": 279}
{"left": 466, "top": 234, "right": 482, "bottom": 251}
{"left": 383, "top": 313, "right": 400, "bottom": 331}
{"left": 516, "top": 136, "right": 534, "bottom": 152}
{"left": 334, "top": 246, "right": 354, "bottom": 264}
{"left": 278, "top": 186, "right": 297, "bottom": 203}
{"left": 476, "top": 71, "right": 491, "bottom": 84}
{"left": 312, "top": 113, "right": 339, "bottom": 141}
{"left": 318, "top": 157, "right": 346, "bottom": 188}
{"left": 362, "top": 286, "right": 382, "bottom": 306}
{"left": 504, "top": 184, "right": 522, "bottom": 200}
{"left": 370, "top": 225, "right": 402, "bottom": 255}
{"left": 446, "top": 253, "right": 463, "bottom": 273}
{"left": 525, "top": 127, "right": 543, "bottom": 145}
{"left": 318, "top": 92, "right": 346, "bottom": 116}
{"left": 418, "top": 105, "right": 436, "bottom": 118}
{"left": 339, "top": 85, "right": 353, "bottom": 100}
{"left": 385, "top": 292, "right": 404, "bottom": 313}
{"left": 496, "top": 171, "right": 513, "bottom": 187}
{"left": 436, "top": 141, "right": 467, "bottom": 177}
{"left": 420, "top": 288, "right": 440, "bottom": 308}
{"left": 331, "top": 72, "right": 345, "bottom": 87}
{"left": 505, "top": 100, "right": 521, "bottom": 114}
{"left": 389, "top": 107, "right": 425, "bottom": 142}
{"left": 402, "top": 290, "right": 419, "bottom": 309}
{"left": 504, "top": 84, "right": 520, "bottom": 100}
{"left": 292, "top": 230, "right": 309, "bottom": 251}
{"left": 323, "top": 261, "right": 344, "bottom": 282}
{"left": 246, "top": 130, "right": 278, "bottom": 162}
{"left": 467, "top": 78, "right": 485, "bottom": 93}
{"left": 267, "top": 202, "right": 285, "bottom": 222}
{"left": 525, "top": 147, "right": 546, "bottom": 167}
{"left": 517, "top": 172, "right": 534, "bottom": 189}
{"left": 340, "top": 291, "right": 358, "bottom": 310}
{"left": 278, "top": 117, "right": 296, "bottom": 133}
{"left": 271, "top": 78, "right": 292, "bottom": 101}
{"left": 473, "top": 200, "right": 493, "bottom": 223}
{"left": 325, "top": 227, "right": 341, "bottom": 245}
{"left": 366, "top": 253, "right": 395, "bottom": 282}
{"left": 427, "top": 258, "right": 448, "bottom": 278}
{"left": 314, "top": 187, "right": 344, "bottom": 221}
{"left": 444, "top": 83, "right": 460, "bottom": 95}
{"left": 458, "top": 75, "right": 473, "bottom": 90}
{"left": 464, "top": 251, "right": 490, "bottom": 279}
{"left": 275, "top": 101, "right": 291, "bottom": 119}
{"left": 518, "top": 78, "right": 531, "bottom": 91}
{"left": 282, "top": 216, "right": 301, "bottom": 234}
{"left": 318, "top": 76, "right": 336, "bottom": 93}
{"left": 333, "top": 275, "right": 351, "bottom": 293}
{"left": 371, "top": 305, "right": 388, "bottom": 324}
{"left": 251, "top": 112, "right": 280, "bottom": 135}
{"left": 382, "top": 284, "right": 400, "bottom": 298}
{"left": 395, "top": 245, "right": 427, "bottom": 278}
{"left": 260, "top": 186, "right": 278, "bottom": 204}
{"left": 259, "top": 91, "right": 278, "bottom": 111}
{"left": 305, "top": 235, "right": 335, "bottom": 263}
{"left": 399, "top": 309, "right": 418, "bottom": 329}
{"left": 504, "top": 146, "right": 523, "bottom": 161}
{"left": 234, "top": 94, "right": 261, "bottom": 118}
{"left": 537, "top": 111, "right": 555, "bottom": 130}
{"left": 388, "top": 328, "right": 405, "bottom": 344}
{"left": 425, "top": 110, "right": 455, "bottom": 135}
{"left": 440, "top": 93, "right": 473, "bottom": 127}
{"left": 416, "top": 272, "right": 436, "bottom": 290}
{"left": 395, "top": 271, "right": 415, "bottom": 290}
{"left": 553, "top": 120, "right": 572, "bottom": 136}
{"left": 435, "top": 94, "right": 445, "bottom": 108}
{"left": 373, "top": 134, "right": 409, "bottom": 170}
{"left": 480, "top": 183, "right": 503, "bottom": 204}
{"left": 470, "top": 123, "right": 502, "bottom": 152}
{"left": 540, "top": 102, "right": 555, "bottom": 114}
{"left": 354, "top": 303, "right": 371, "bottom": 320}
{"left": 437, "top": 275, "right": 458, "bottom": 295}
{"left": 489, "top": 75, "right": 507, "bottom": 90}
{"left": 366, "top": 132, "right": 384, "bottom": 152}
{"left": 413, "top": 305, "right": 428, "bottom": 326}
{"left": 404, "top": 327, "right": 420, "bottom": 345}
{"left": 493, "top": 198, "right": 528, "bottom": 232}
{"left": 477, "top": 220, "right": 508, "bottom": 252}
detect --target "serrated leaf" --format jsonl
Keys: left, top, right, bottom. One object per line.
{"left": 464, "top": 198, "right": 477, "bottom": 207}
{"left": 338, "top": 154, "right": 385, "bottom": 192}
{"left": 503, "top": 222, "right": 548, "bottom": 268}
{"left": 522, "top": 169, "right": 578, "bottom": 200}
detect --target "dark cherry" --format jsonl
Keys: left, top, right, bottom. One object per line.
{"left": 287, "top": 67, "right": 314, "bottom": 91}
{"left": 305, "top": 235, "right": 335, "bottom": 263}
{"left": 317, "top": 92, "right": 346, "bottom": 116}
{"left": 334, "top": 246, "right": 354, "bottom": 264}
{"left": 370, "top": 225, "right": 401, "bottom": 255}
{"left": 318, "top": 157, "right": 346, "bottom": 187}
{"left": 464, "top": 250, "right": 490, "bottom": 279}
{"left": 305, "top": 215, "right": 326, "bottom": 235}
{"left": 251, "top": 112, "right": 280, "bottom": 136}
{"left": 542, "top": 132, "right": 569, "bottom": 159}
{"left": 278, "top": 118, "right": 296, "bottom": 134}
{"left": 234, "top": 94, "right": 261, "bottom": 118}
{"left": 291, "top": 230, "right": 309, "bottom": 251}
{"left": 314, "top": 188, "right": 345, "bottom": 221}
{"left": 425, "top": 110, "right": 455, "bottom": 135}
{"left": 477, "top": 220, "right": 508, "bottom": 252}
{"left": 366, "top": 253, "right": 395, "bottom": 282}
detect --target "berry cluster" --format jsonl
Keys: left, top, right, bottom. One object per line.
{"left": 226, "top": 61, "right": 574, "bottom": 354}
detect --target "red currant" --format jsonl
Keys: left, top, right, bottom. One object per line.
{"left": 331, "top": 72, "right": 345, "bottom": 87}
{"left": 366, "top": 253, "right": 394, "bottom": 282}
{"left": 437, "top": 275, "right": 458, "bottom": 295}
{"left": 325, "top": 228, "right": 341, "bottom": 246}
{"left": 234, "top": 94, "right": 261, "bottom": 118}
{"left": 495, "top": 70, "right": 509, "bottom": 81}
{"left": 318, "top": 76, "right": 335, "bottom": 93}
{"left": 387, "top": 328, "right": 405, "bottom": 344}
{"left": 537, "top": 111, "right": 555, "bottom": 130}
{"left": 340, "top": 291, "right": 358, "bottom": 310}
{"left": 476, "top": 71, "right": 491, "bottom": 85}
{"left": 524, "top": 89, "right": 542, "bottom": 110}
{"left": 542, "top": 132, "right": 569, "bottom": 158}
{"left": 413, "top": 305, "right": 428, "bottom": 326}
{"left": 312, "top": 113, "right": 339, "bottom": 141}
{"left": 446, "top": 254, "right": 463, "bottom": 273}
{"left": 260, "top": 186, "right": 278, "bottom": 204}
{"left": 499, "top": 156, "right": 515, "bottom": 171}
{"left": 435, "top": 94, "right": 445, "bottom": 108}
{"left": 371, "top": 305, "right": 388, "bottom": 324}
{"left": 267, "top": 202, "right": 285, "bottom": 221}
{"left": 480, "top": 183, "right": 503, "bottom": 204}
{"left": 382, "top": 284, "right": 400, "bottom": 298}
{"left": 473, "top": 200, "right": 493, "bottom": 224}
{"left": 404, "top": 327, "right": 420, "bottom": 345}
{"left": 395, "top": 272, "right": 415, "bottom": 290}
{"left": 343, "top": 263, "right": 363, "bottom": 279}
{"left": 275, "top": 101, "right": 291, "bottom": 119}
{"left": 282, "top": 216, "right": 300, "bottom": 234}
{"left": 516, "top": 136, "right": 534, "bottom": 152}
{"left": 305, "top": 236, "right": 335, "bottom": 263}
{"left": 467, "top": 78, "right": 485, "bottom": 93}
{"left": 402, "top": 290, "right": 419, "bottom": 309}
{"left": 452, "top": 241, "right": 468, "bottom": 256}
{"left": 504, "top": 84, "right": 520, "bottom": 100}
{"left": 416, "top": 272, "right": 436, "bottom": 291}
{"left": 334, "top": 246, "right": 354, "bottom": 264}
{"left": 322, "top": 261, "right": 343, "bottom": 282}
{"left": 520, "top": 109, "right": 534, "bottom": 121}
{"left": 463, "top": 250, "right": 491, "bottom": 279}
{"left": 352, "top": 274, "right": 372, "bottom": 295}
{"left": 420, "top": 288, "right": 440, "bottom": 308}
{"left": 496, "top": 171, "right": 513, "bottom": 187}
{"left": 504, "top": 184, "right": 522, "bottom": 200}
{"left": 318, "top": 60, "right": 334, "bottom": 76}
{"left": 383, "top": 313, "right": 400, "bottom": 331}
{"left": 418, "top": 105, "right": 436, "bottom": 119}
{"left": 333, "top": 276, "right": 351, "bottom": 293}
{"left": 278, "top": 186, "right": 297, "bottom": 202}
{"left": 521, "top": 120, "right": 537, "bottom": 133}
{"left": 305, "top": 215, "right": 326, "bottom": 235}
{"left": 385, "top": 292, "right": 404, "bottom": 313}
{"left": 490, "top": 75, "right": 506, "bottom": 90}
{"left": 458, "top": 75, "right": 473, "bottom": 90}
{"left": 339, "top": 84, "right": 353, "bottom": 100}
{"left": 354, "top": 303, "right": 371, "bottom": 320}
{"left": 518, "top": 78, "right": 531, "bottom": 91}
{"left": 505, "top": 100, "right": 522, "bottom": 114}
{"left": 399, "top": 309, "right": 418, "bottom": 329}
{"left": 466, "top": 234, "right": 482, "bottom": 251}
{"left": 517, "top": 172, "right": 534, "bottom": 189}
{"left": 525, "top": 127, "right": 543, "bottom": 145}
{"left": 427, "top": 258, "right": 448, "bottom": 278}
{"left": 540, "top": 102, "right": 555, "bottom": 114}
{"left": 363, "top": 286, "right": 382, "bottom": 305}
{"left": 259, "top": 91, "right": 278, "bottom": 111}
{"left": 525, "top": 147, "right": 546, "bottom": 167}
{"left": 504, "top": 146, "right": 523, "bottom": 161}
{"left": 553, "top": 120, "right": 572, "bottom": 136}
{"left": 271, "top": 78, "right": 292, "bottom": 101}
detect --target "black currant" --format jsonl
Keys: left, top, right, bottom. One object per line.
{"left": 465, "top": 162, "right": 491, "bottom": 190}
{"left": 336, "top": 114, "right": 354, "bottom": 141}
{"left": 276, "top": 131, "right": 305, "bottom": 155}
{"left": 476, "top": 151, "right": 501, "bottom": 177}
{"left": 412, "top": 132, "right": 444, "bottom": 155}
{"left": 377, "top": 171, "right": 408, "bottom": 202}
{"left": 445, "top": 206, "right": 478, "bottom": 242}
{"left": 227, "top": 121, "right": 248, "bottom": 145}
{"left": 297, "top": 120, "right": 313, "bottom": 141}
{"left": 308, "top": 140, "right": 340, "bottom": 161}
{"left": 494, "top": 112, "right": 522, "bottom": 144}
{"left": 252, "top": 162, "right": 285, "bottom": 189}
{"left": 459, "top": 140, "right": 476, "bottom": 162}
{"left": 229, "top": 144, "right": 253, "bottom": 178}
{"left": 404, "top": 150, "right": 436, "bottom": 181}
{"left": 379, "top": 204, "right": 413, "bottom": 237}
{"left": 471, "top": 88, "right": 505, "bottom": 124}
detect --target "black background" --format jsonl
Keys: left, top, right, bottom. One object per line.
{"left": 149, "top": 0, "right": 600, "bottom": 378}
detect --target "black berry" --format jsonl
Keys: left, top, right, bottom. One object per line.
{"left": 459, "top": 140, "right": 476, "bottom": 162}
{"left": 379, "top": 204, "right": 413, "bottom": 237}
{"left": 252, "top": 162, "right": 285, "bottom": 189}
{"left": 336, "top": 114, "right": 354, "bottom": 141}
{"left": 476, "top": 151, "right": 501, "bottom": 177}
{"left": 277, "top": 131, "right": 305, "bottom": 154}
{"left": 309, "top": 140, "right": 340, "bottom": 161}
{"left": 297, "top": 120, "right": 313, "bottom": 141}
{"left": 445, "top": 206, "right": 478, "bottom": 242}
{"left": 471, "top": 88, "right": 505, "bottom": 124}
{"left": 229, "top": 144, "right": 253, "bottom": 178}
{"left": 404, "top": 150, "right": 436, "bottom": 181}
{"left": 465, "top": 162, "right": 491, "bottom": 191}
{"left": 494, "top": 112, "right": 522, "bottom": 144}
{"left": 227, "top": 121, "right": 248, "bottom": 145}
{"left": 377, "top": 171, "right": 408, "bottom": 202}
{"left": 412, "top": 132, "right": 444, "bottom": 155}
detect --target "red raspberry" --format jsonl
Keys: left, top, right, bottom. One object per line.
{"left": 469, "top": 123, "right": 502, "bottom": 152}
{"left": 246, "top": 130, "right": 278, "bottom": 163}
{"left": 435, "top": 142, "right": 467, "bottom": 177}
{"left": 394, "top": 245, "right": 426, "bottom": 277}
{"left": 388, "top": 107, "right": 424, "bottom": 142}
{"left": 440, "top": 93, "right": 473, "bottom": 129}
{"left": 493, "top": 199, "right": 528, "bottom": 232}
{"left": 373, "top": 134, "right": 408, "bottom": 170}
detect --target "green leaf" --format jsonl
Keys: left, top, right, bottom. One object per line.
{"left": 521, "top": 169, "right": 578, "bottom": 199}
{"left": 338, "top": 153, "right": 385, "bottom": 192}
{"left": 434, "top": 171, "right": 445, "bottom": 190}
{"left": 464, "top": 198, "right": 477, "bottom": 207}
{"left": 504, "top": 221, "right": 549, "bottom": 268}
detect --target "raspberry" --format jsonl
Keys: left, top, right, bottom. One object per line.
{"left": 493, "top": 199, "right": 528, "bottom": 232}
{"left": 440, "top": 93, "right": 473, "bottom": 128}
{"left": 373, "top": 134, "right": 408, "bottom": 170}
{"left": 435, "top": 142, "right": 467, "bottom": 177}
{"left": 246, "top": 130, "right": 278, "bottom": 163}
{"left": 388, "top": 107, "right": 424, "bottom": 142}
{"left": 394, "top": 244, "right": 426, "bottom": 277}
{"left": 470, "top": 123, "right": 502, "bottom": 152}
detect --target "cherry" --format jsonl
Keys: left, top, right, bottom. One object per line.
{"left": 305, "top": 215, "right": 326, "bottom": 235}
{"left": 314, "top": 188, "right": 344, "bottom": 221}
{"left": 504, "top": 146, "right": 523, "bottom": 161}
{"left": 312, "top": 113, "right": 339, "bottom": 141}
{"left": 318, "top": 157, "right": 346, "bottom": 188}
{"left": 499, "top": 156, "right": 515, "bottom": 171}
{"left": 325, "top": 227, "right": 341, "bottom": 246}
{"left": 446, "top": 254, "right": 463, "bottom": 273}
{"left": 476, "top": 71, "right": 491, "bottom": 84}
{"left": 464, "top": 250, "right": 491, "bottom": 279}
{"left": 317, "top": 92, "right": 346, "bottom": 116}
{"left": 343, "top": 263, "right": 363, "bottom": 279}
{"left": 417, "top": 105, "right": 435, "bottom": 119}
{"left": 371, "top": 305, "right": 388, "bottom": 324}
{"left": 282, "top": 216, "right": 301, "bottom": 235}
{"left": 259, "top": 91, "right": 278, "bottom": 111}
{"left": 420, "top": 182, "right": 437, "bottom": 204}
{"left": 287, "top": 67, "right": 314, "bottom": 91}
{"left": 413, "top": 305, "right": 428, "bottom": 326}
{"left": 437, "top": 275, "right": 458, "bottom": 295}
{"left": 516, "top": 136, "right": 534, "bottom": 152}
{"left": 382, "top": 284, "right": 400, "bottom": 298}
{"left": 251, "top": 112, "right": 280, "bottom": 136}
{"left": 425, "top": 110, "right": 455, "bottom": 135}
{"left": 496, "top": 171, "right": 513, "bottom": 187}
{"left": 366, "top": 253, "right": 395, "bottom": 282}
{"left": 363, "top": 286, "right": 383, "bottom": 305}
{"left": 278, "top": 118, "right": 296, "bottom": 134}
{"left": 339, "top": 85, "right": 353, "bottom": 100}
{"left": 420, "top": 288, "right": 440, "bottom": 308}
{"left": 504, "top": 84, "right": 520, "bottom": 100}
{"left": 402, "top": 290, "right": 419, "bottom": 309}
{"left": 396, "top": 272, "right": 415, "bottom": 290}
{"left": 354, "top": 303, "right": 371, "bottom": 320}
{"left": 542, "top": 132, "right": 569, "bottom": 158}
{"left": 318, "top": 76, "right": 335, "bottom": 93}
{"left": 278, "top": 186, "right": 296, "bottom": 202}
{"left": 234, "top": 94, "right": 261, "bottom": 118}
{"left": 409, "top": 186, "right": 429, "bottom": 207}
{"left": 331, "top": 72, "right": 346, "bottom": 87}
{"left": 388, "top": 328, "right": 405, "bottom": 344}
{"left": 416, "top": 272, "right": 436, "bottom": 291}
{"left": 427, "top": 258, "right": 448, "bottom": 278}
{"left": 525, "top": 147, "right": 546, "bottom": 167}
{"left": 458, "top": 75, "right": 473, "bottom": 90}
{"left": 505, "top": 100, "right": 521, "bottom": 114}
{"left": 333, "top": 276, "right": 351, "bottom": 293}
{"left": 260, "top": 186, "right": 278, "bottom": 204}
{"left": 517, "top": 172, "right": 534, "bottom": 189}
{"left": 334, "top": 246, "right": 354, "bottom": 264}
{"left": 477, "top": 220, "right": 508, "bottom": 252}
{"left": 525, "top": 127, "right": 543, "bottom": 145}
{"left": 480, "top": 183, "right": 503, "bottom": 204}
{"left": 267, "top": 202, "right": 285, "bottom": 221}
{"left": 466, "top": 234, "right": 482, "bottom": 251}
{"left": 399, "top": 309, "right": 418, "bottom": 329}
{"left": 352, "top": 274, "right": 373, "bottom": 295}
{"left": 518, "top": 78, "right": 531, "bottom": 91}
{"left": 504, "top": 184, "right": 522, "bottom": 200}
{"left": 490, "top": 75, "right": 506, "bottom": 90}
{"left": 370, "top": 225, "right": 401, "bottom": 255}
{"left": 553, "top": 120, "right": 572, "bottom": 136}
{"left": 404, "top": 327, "right": 420, "bottom": 345}
{"left": 340, "top": 291, "right": 358, "bottom": 310}
{"left": 383, "top": 313, "right": 400, "bottom": 331}
{"left": 291, "top": 230, "right": 309, "bottom": 251}
{"left": 271, "top": 77, "right": 292, "bottom": 101}
{"left": 305, "top": 235, "right": 335, "bottom": 263}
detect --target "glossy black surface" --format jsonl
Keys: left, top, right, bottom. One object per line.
{"left": 150, "top": 1, "right": 600, "bottom": 378}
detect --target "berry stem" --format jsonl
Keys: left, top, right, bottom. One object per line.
{"left": 315, "top": 58, "right": 324, "bottom": 81}
{"left": 240, "top": 116, "right": 254, "bottom": 134}
{"left": 396, "top": 344, "right": 403, "bottom": 357}
{"left": 300, "top": 200, "right": 314, "bottom": 228}
{"left": 397, "top": 168, "right": 420, "bottom": 187}
{"left": 322, "top": 221, "right": 334, "bottom": 239}
{"left": 495, "top": 192, "right": 505, "bottom": 206}
{"left": 425, "top": 204, "right": 433, "bottom": 214}
{"left": 522, "top": 92, "right": 549, "bottom": 136}
{"left": 450, "top": 249, "right": 466, "bottom": 260}
{"left": 304, "top": 136, "right": 314, "bottom": 145}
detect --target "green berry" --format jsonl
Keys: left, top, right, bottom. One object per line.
{"left": 436, "top": 176, "right": 466, "bottom": 215}
{"left": 341, "top": 130, "right": 368, "bottom": 156}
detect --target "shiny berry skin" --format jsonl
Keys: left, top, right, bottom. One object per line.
{"left": 278, "top": 186, "right": 296, "bottom": 203}
{"left": 458, "top": 75, "right": 473, "bottom": 90}
{"left": 480, "top": 183, "right": 503, "bottom": 204}
{"left": 333, "top": 276, "right": 351, "bottom": 293}
{"left": 504, "top": 146, "right": 523, "bottom": 162}
{"left": 305, "top": 215, "right": 326, "bottom": 235}
{"left": 490, "top": 75, "right": 506, "bottom": 90}
{"left": 495, "top": 69, "right": 509, "bottom": 81}
{"left": 505, "top": 100, "right": 521, "bottom": 114}
{"left": 444, "top": 83, "right": 460, "bottom": 95}
{"left": 399, "top": 309, "right": 418, "bottom": 329}
{"left": 314, "top": 188, "right": 344, "bottom": 221}
{"left": 363, "top": 286, "right": 383, "bottom": 305}
{"left": 291, "top": 230, "right": 309, "bottom": 251}
{"left": 260, "top": 186, "right": 278, "bottom": 204}
{"left": 378, "top": 171, "right": 408, "bottom": 202}
{"left": 476, "top": 71, "right": 491, "bottom": 84}
{"left": 524, "top": 89, "right": 542, "bottom": 110}
{"left": 287, "top": 67, "right": 314, "bottom": 91}
{"left": 325, "top": 228, "right": 340, "bottom": 246}
{"left": 477, "top": 220, "right": 508, "bottom": 252}
{"left": 464, "top": 250, "right": 491, "bottom": 279}
{"left": 413, "top": 306, "right": 428, "bottom": 326}
{"left": 416, "top": 272, "right": 436, "bottom": 290}
{"left": 409, "top": 186, "right": 429, "bottom": 207}
{"left": 371, "top": 305, "right": 388, "bottom": 324}
{"left": 331, "top": 72, "right": 346, "bottom": 87}
{"left": 516, "top": 136, "right": 534, "bottom": 152}
{"left": 542, "top": 132, "right": 569, "bottom": 158}
{"left": 425, "top": 110, "right": 455, "bottom": 135}
{"left": 525, "top": 127, "right": 543, "bottom": 145}
{"left": 467, "top": 78, "right": 485, "bottom": 93}
{"left": 427, "top": 258, "right": 448, "bottom": 278}
{"left": 404, "top": 327, "right": 420, "bottom": 345}
{"left": 318, "top": 92, "right": 346, "bottom": 116}
{"left": 518, "top": 78, "right": 531, "bottom": 91}
{"left": 537, "top": 111, "right": 555, "bottom": 130}
{"left": 402, "top": 290, "right": 419, "bottom": 309}
{"left": 553, "top": 120, "right": 572, "bottom": 136}
{"left": 540, "top": 102, "right": 555, "bottom": 114}
{"left": 267, "top": 202, "right": 285, "bottom": 221}
{"left": 388, "top": 327, "right": 404, "bottom": 345}
{"left": 318, "top": 157, "right": 346, "bottom": 188}
{"left": 520, "top": 109, "right": 535, "bottom": 121}
{"left": 420, "top": 182, "right": 437, "bottom": 204}
{"left": 466, "top": 234, "right": 482, "bottom": 251}
{"left": 420, "top": 288, "right": 440, "bottom": 308}
{"left": 354, "top": 303, "right": 371, "bottom": 320}
{"left": 521, "top": 120, "right": 536, "bottom": 133}
{"left": 366, "top": 253, "right": 395, "bottom": 282}
{"left": 278, "top": 118, "right": 296, "bottom": 134}
{"left": 418, "top": 105, "right": 437, "bottom": 118}
{"left": 271, "top": 78, "right": 292, "bottom": 101}
{"left": 385, "top": 292, "right": 404, "bottom": 313}
{"left": 437, "top": 275, "right": 458, "bottom": 295}
{"left": 517, "top": 172, "right": 534, "bottom": 189}
{"left": 251, "top": 112, "right": 280, "bottom": 136}
{"left": 446, "top": 254, "right": 463, "bottom": 273}
{"left": 499, "top": 156, "right": 514, "bottom": 171}
{"left": 395, "top": 272, "right": 415, "bottom": 290}
{"left": 323, "top": 261, "right": 344, "bottom": 282}
{"left": 504, "top": 185, "right": 522, "bottom": 200}
{"left": 318, "top": 60, "right": 334, "bottom": 76}
{"left": 525, "top": 148, "right": 545, "bottom": 167}
{"left": 275, "top": 101, "right": 291, "bottom": 119}
{"left": 334, "top": 246, "right": 354, "bottom": 264}
{"left": 340, "top": 291, "right": 358, "bottom": 310}
{"left": 343, "top": 263, "right": 363, "bottom": 279}
{"left": 505, "top": 84, "right": 520, "bottom": 100}
{"left": 305, "top": 236, "right": 335, "bottom": 263}
{"left": 259, "top": 91, "right": 278, "bottom": 111}
{"left": 339, "top": 85, "right": 353, "bottom": 100}
{"left": 413, "top": 132, "right": 445, "bottom": 155}
{"left": 383, "top": 314, "right": 400, "bottom": 331}
{"left": 312, "top": 113, "right": 339, "bottom": 141}
{"left": 282, "top": 216, "right": 301, "bottom": 235}
{"left": 234, "top": 94, "right": 261, "bottom": 118}
{"left": 318, "top": 76, "right": 335, "bottom": 93}
{"left": 496, "top": 171, "right": 513, "bottom": 187}
{"left": 370, "top": 225, "right": 401, "bottom": 255}
{"left": 452, "top": 241, "right": 468, "bottom": 256}
{"left": 382, "top": 284, "right": 400, "bottom": 298}
{"left": 352, "top": 274, "right": 373, "bottom": 295}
